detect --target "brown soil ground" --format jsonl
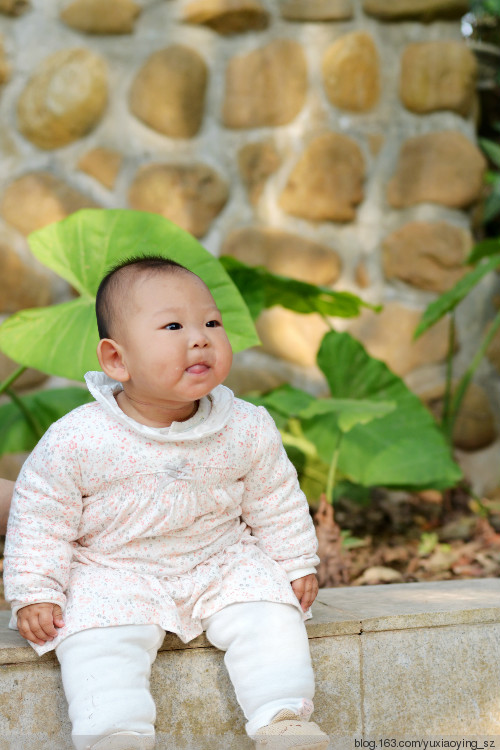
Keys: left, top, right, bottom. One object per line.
{"left": 313, "top": 485, "right": 500, "bottom": 588}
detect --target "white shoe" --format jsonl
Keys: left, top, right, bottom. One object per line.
{"left": 254, "top": 709, "right": 329, "bottom": 749}
{"left": 89, "top": 731, "right": 155, "bottom": 750}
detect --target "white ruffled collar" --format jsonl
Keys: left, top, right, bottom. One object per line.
{"left": 84, "top": 371, "right": 234, "bottom": 442}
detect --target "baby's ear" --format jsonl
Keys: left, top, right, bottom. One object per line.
{"left": 97, "top": 338, "right": 130, "bottom": 382}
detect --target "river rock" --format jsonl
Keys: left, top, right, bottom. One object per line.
{"left": 387, "top": 131, "right": 486, "bottom": 209}
{"left": 0, "top": 455, "right": 27, "bottom": 483}
{"left": 355, "top": 261, "right": 371, "bottom": 288}
{"left": 322, "top": 32, "right": 380, "bottom": 112}
{"left": 128, "top": 163, "right": 229, "bottom": 238}
{"left": 182, "top": 0, "right": 269, "bottom": 33}
{"left": 348, "top": 302, "right": 450, "bottom": 376}
{"left": 129, "top": 46, "right": 207, "bottom": 139}
{"left": 0, "top": 37, "right": 9, "bottom": 85}
{"left": 223, "top": 39, "right": 307, "bottom": 128}
{"left": 280, "top": 0, "right": 354, "bottom": 20}
{"left": 0, "top": 353, "right": 48, "bottom": 391}
{"left": 453, "top": 385, "right": 497, "bottom": 451}
{"left": 0, "top": 242, "right": 52, "bottom": 313}
{"left": 78, "top": 147, "right": 123, "bottom": 189}
{"left": 423, "top": 382, "right": 497, "bottom": 452}
{"left": 237, "top": 141, "right": 280, "bottom": 204}
{"left": 223, "top": 351, "right": 287, "bottom": 395}
{"left": 486, "top": 322, "right": 500, "bottom": 373}
{"left": 382, "top": 221, "right": 472, "bottom": 292}
{"left": 400, "top": 41, "right": 477, "bottom": 116}
{"left": 256, "top": 306, "right": 330, "bottom": 367}
{"left": 222, "top": 227, "right": 341, "bottom": 285}
{"left": 17, "top": 48, "right": 108, "bottom": 150}
{"left": 60, "top": 0, "right": 141, "bottom": 34}
{"left": 279, "top": 133, "right": 364, "bottom": 222}
{"left": 0, "top": 0, "right": 29, "bottom": 15}
{"left": 0, "top": 173, "right": 98, "bottom": 236}
{"left": 362, "top": 0, "right": 468, "bottom": 19}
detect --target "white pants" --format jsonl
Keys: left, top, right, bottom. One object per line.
{"left": 56, "top": 601, "right": 315, "bottom": 750}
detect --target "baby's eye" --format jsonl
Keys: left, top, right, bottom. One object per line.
{"left": 206, "top": 320, "right": 221, "bottom": 328}
{"left": 164, "top": 322, "right": 182, "bottom": 330}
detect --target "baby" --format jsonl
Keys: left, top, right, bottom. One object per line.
{"left": 3, "top": 256, "right": 329, "bottom": 750}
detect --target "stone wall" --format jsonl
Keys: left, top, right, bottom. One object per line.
{"left": 0, "top": 0, "right": 499, "bottom": 493}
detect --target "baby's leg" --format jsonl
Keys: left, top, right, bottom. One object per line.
{"left": 202, "top": 601, "right": 315, "bottom": 737}
{"left": 56, "top": 623, "right": 165, "bottom": 750}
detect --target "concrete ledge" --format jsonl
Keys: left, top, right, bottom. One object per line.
{"left": 1, "top": 580, "right": 500, "bottom": 748}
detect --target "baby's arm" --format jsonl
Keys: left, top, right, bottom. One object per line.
{"left": 3, "top": 422, "right": 83, "bottom": 635}
{"left": 241, "top": 406, "right": 320, "bottom": 608}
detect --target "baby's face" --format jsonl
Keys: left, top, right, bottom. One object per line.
{"left": 115, "top": 270, "right": 233, "bottom": 408}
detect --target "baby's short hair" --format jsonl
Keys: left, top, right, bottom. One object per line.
{"left": 95, "top": 255, "right": 192, "bottom": 340}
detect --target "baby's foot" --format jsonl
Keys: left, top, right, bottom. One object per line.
{"left": 254, "top": 709, "right": 329, "bottom": 749}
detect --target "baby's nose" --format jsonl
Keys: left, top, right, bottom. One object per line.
{"left": 191, "top": 329, "right": 209, "bottom": 347}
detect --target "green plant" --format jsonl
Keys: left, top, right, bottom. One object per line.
{"left": 414, "top": 237, "right": 500, "bottom": 443}
{"left": 219, "top": 256, "right": 380, "bottom": 322}
{"left": 468, "top": 0, "right": 500, "bottom": 45}
{"left": 0, "top": 209, "right": 463, "bottom": 500}
{"left": 246, "top": 331, "right": 462, "bottom": 503}
{"left": 0, "top": 209, "right": 259, "bottom": 456}
{"left": 0, "top": 209, "right": 375, "bottom": 460}
{"left": 480, "top": 130, "right": 500, "bottom": 224}
{"left": 470, "top": 0, "right": 500, "bottom": 19}
{"left": 0, "top": 209, "right": 259, "bottom": 381}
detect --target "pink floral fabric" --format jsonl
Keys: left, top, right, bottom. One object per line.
{"left": 4, "top": 373, "right": 319, "bottom": 656}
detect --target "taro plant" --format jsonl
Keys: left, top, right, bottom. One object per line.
{"left": 479, "top": 134, "right": 500, "bottom": 224}
{"left": 413, "top": 237, "right": 500, "bottom": 445}
{"left": 244, "top": 331, "right": 463, "bottom": 504}
{"left": 0, "top": 209, "right": 258, "bottom": 455}
{"left": 0, "top": 208, "right": 463, "bottom": 501}
{"left": 0, "top": 208, "right": 376, "bottom": 460}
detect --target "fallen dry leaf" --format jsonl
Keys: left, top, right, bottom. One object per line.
{"left": 353, "top": 566, "right": 404, "bottom": 586}
{"left": 313, "top": 494, "right": 350, "bottom": 587}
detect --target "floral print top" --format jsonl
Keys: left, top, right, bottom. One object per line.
{"left": 4, "top": 372, "right": 319, "bottom": 655}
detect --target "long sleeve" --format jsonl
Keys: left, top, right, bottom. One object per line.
{"left": 240, "top": 406, "right": 319, "bottom": 581}
{"left": 3, "top": 422, "right": 83, "bottom": 618}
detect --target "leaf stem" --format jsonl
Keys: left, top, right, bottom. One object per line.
{"left": 0, "top": 365, "right": 27, "bottom": 396}
{"left": 320, "top": 314, "right": 335, "bottom": 332}
{"left": 5, "top": 388, "right": 44, "bottom": 441}
{"left": 441, "top": 314, "right": 455, "bottom": 436}
{"left": 325, "top": 432, "right": 343, "bottom": 504}
{"left": 448, "top": 308, "right": 500, "bottom": 438}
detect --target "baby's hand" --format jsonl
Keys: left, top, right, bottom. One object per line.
{"left": 17, "top": 603, "right": 65, "bottom": 646}
{"left": 291, "top": 574, "right": 318, "bottom": 612}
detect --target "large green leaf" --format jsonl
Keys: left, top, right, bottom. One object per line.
{"left": 0, "top": 388, "right": 94, "bottom": 457}
{"left": 467, "top": 238, "right": 500, "bottom": 264}
{"left": 483, "top": 185, "right": 500, "bottom": 224}
{"left": 220, "top": 256, "right": 381, "bottom": 320}
{"left": 0, "top": 299, "right": 99, "bottom": 381}
{"left": 302, "top": 331, "right": 462, "bottom": 489}
{"left": 298, "top": 397, "right": 395, "bottom": 433}
{"left": 252, "top": 384, "right": 316, "bottom": 416}
{"left": 0, "top": 210, "right": 259, "bottom": 380}
{"left": 480, "top": 138, "right": 500, "bottom": 168}
{"left": 414, "top": 255, "right": 500, "bottom": 339}
{"left": 242, "top": 385, "right": 316, "bottom": 429}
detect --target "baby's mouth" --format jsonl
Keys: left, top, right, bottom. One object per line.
{"left": 186, "top": 363, "right": 210, "bottom": 374}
